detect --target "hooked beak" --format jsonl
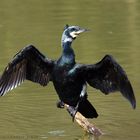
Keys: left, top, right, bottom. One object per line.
{"left": 76, "top": 28, "right": 90, "bottom": 35}
{"left": 70, "top": 28, "right": 90, "bottom": 39}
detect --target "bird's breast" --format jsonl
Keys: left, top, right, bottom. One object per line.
{"left": 52, "top": 67, "right": 75, "bottom": 84}
{"left": 52, "top": 66, "right": 85, "bottom": 106}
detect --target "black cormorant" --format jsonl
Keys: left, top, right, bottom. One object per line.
{"left": 0, "top": 25, "right": 136, "bottom": 119}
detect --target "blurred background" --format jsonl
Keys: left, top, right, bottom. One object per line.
{"left": 0, "top": 0, "right": 139, "bottom": 140}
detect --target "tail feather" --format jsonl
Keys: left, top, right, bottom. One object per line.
{"left": 78, "top": 99, "right": 98, "bottom": 118}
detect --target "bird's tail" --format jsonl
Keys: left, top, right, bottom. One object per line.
{"left": 78, "top": 99, "right": 98, "bottom": 118}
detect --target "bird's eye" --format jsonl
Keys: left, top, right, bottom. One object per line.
{"left": 71, "top": 28, "right": 75, "bottom": 31}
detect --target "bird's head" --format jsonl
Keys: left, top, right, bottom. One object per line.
{"left": 62, "top": 24, "right": 89, "bottom": 43}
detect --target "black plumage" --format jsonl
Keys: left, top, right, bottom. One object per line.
{"left": 0, "top": 25, "right": 136, "bottom": 119}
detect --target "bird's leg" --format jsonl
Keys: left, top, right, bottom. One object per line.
{"left": 56, "top": 100, "right": 77, "bottom": 122}
{"left": 67, "top": 95, "right": 85, "bottom": 122}
{"left": 72, "top": 83, "right": 87, "bottom": 121}
{"left": 57, "top": 100, "right": 77, "bottom": 120}
{"left": 67, "top": 99, "right": 87, "bottom": 122}
{"left": 56, "top": 100, "right": 65, "bottom": 108}
{"left": 57, "top": 84, "right": 87, "bottom": 122}
{"left": 71, "top": 97, "right": 84, "bottom": 121}
{"left": 66, "top": 105, "right": 77, "bottom": 119}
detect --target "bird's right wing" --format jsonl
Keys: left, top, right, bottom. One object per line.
{"left": 75, "top": 55, "right": 136, "bottom": 109}
{"left": 0, "top": 45, "right": 55, "bottom": 96}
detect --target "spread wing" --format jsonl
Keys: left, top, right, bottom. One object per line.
{"left": 0, "top": 45, "right": 55, "bottom": 96}
{"left": 82, "top": 55, "right": 136, "bottom": 109}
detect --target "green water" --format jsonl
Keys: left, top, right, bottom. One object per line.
{"left": 0, "top": 0, "right": 140, "bottom": 140}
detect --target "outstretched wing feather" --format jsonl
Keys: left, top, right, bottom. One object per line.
{"left": 84, "top": 55, "right": 136, "bottom": 109}
{"left": 0, "top": 45, "right": 54, "bottom": 96}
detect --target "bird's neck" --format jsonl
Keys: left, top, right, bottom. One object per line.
{"left": 62, "top": 38, "right": 74, "bottom": 55}
{"left": 60, "top": 37, "right": 75, "bottom": 65}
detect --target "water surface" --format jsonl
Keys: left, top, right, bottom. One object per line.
{"left": 0, "top": 0, "right": 140, "bottom": 140}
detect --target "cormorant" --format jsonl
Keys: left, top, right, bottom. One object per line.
{"left": 0, "top": 25, "right": 136, "bottom": 119}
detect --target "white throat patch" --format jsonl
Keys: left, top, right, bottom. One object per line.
{"left": 70, "top": 31, "right": 78, "bottom": 38}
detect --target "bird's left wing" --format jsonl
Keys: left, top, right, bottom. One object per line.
{"left": 0, "top": 45, "right": 55, "bottom": 96}
{"left": 80, "top": 55, "right": 136, "bottom": 109}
